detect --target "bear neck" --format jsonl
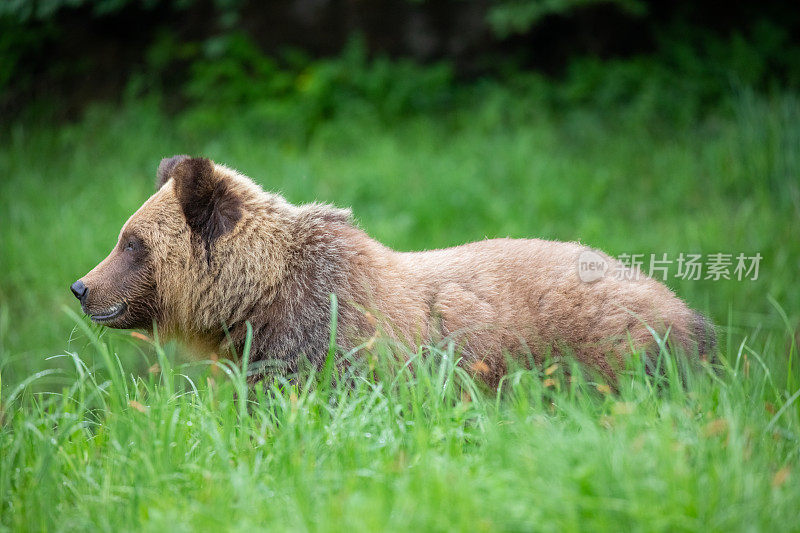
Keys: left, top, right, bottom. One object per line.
{"left": 218, "top": 203, "right": 388, "bottom": 377}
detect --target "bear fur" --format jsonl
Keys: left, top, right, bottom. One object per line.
{"left": 73, "top": 156, "right": 715, "bottom": 386}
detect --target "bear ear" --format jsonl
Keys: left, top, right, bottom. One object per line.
{"left": 156, "top": 155, "right": 190, "bottom": 190}
{"left": 171, "top": 157, "right": 243, "bottom": 246}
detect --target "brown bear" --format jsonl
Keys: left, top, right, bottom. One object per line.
{"left": 70, "top": 155, "right": 715, "bottom": 386}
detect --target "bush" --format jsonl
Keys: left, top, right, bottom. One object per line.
{"left": 172, "top": 34, "right": 453, "bottom": 137}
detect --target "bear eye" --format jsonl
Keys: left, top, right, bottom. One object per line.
{"left": 124, "top": 239, "right": 137, "bottom": 252}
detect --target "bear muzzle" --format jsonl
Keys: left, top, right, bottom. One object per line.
{"left": 70, "top": 278, "right": 129, "bottom": 324}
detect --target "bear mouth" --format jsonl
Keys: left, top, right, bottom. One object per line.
{"left": 89, "top": 302, "right": 127, "bottom": 323}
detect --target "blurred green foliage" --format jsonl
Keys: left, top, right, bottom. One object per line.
{"left": 2, "top": 0, "right": 799, "bottom": 121}
{"left": 143, "top": 26, "right": 796, "bottom": 150}
{"left": 168, "top": 34, "right": 453, "bottom": 135}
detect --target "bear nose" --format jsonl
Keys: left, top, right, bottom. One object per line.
{"left": 70, "top": 280, "right": 88, "bottom": 302}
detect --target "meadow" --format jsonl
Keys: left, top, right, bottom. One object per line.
{"left": 1, "top": 79, "right": 799, "bottom": 530}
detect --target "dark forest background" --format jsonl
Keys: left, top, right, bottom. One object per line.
{"left": 2, "top": 0, "right": 799, "bottom": 120}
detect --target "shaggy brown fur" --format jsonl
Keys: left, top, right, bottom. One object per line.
{"left": 73, "top": 156, "right": 715, "bottom": 386}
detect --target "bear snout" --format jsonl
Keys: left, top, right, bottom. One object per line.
{"left": 70, "top": 280, "right": 88, "bottom": 302}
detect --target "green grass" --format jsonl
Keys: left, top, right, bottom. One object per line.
{"left": 1, "top": 315, "right": 798, "bottom": 531}
{"left": 1, "top": 85, "right": 799, "bottom": 530}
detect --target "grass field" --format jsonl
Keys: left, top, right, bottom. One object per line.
{"left": 1, "top": 85, "right": 799, "bottom": 530}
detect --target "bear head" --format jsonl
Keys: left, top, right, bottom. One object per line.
{"left": 70, "top": 155, "right": 291, "bottom": 338}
